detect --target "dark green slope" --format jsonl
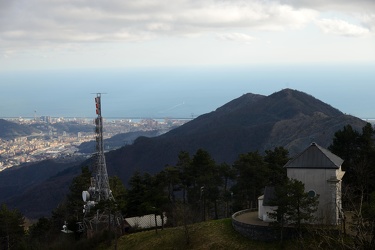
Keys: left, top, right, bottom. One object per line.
{"left": 1, "top": 89, "right": 367, "bottom": 218}
{"left": 104, "top": 89, "right": 365, "bottom": 185}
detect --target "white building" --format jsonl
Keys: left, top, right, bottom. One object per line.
{"left": 258, "top": 186, "right": 277, "bottom": 222}
{"left": 259, "top": 142, "right": 345, "bottom": 225}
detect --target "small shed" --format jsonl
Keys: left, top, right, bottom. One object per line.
{"left": 124, "top": 213, "right": 166, "bottom": 230}
{"left": 258, "top": 186, "right": 277, "bottom": 222}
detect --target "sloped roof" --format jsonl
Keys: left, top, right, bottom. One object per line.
{"left": 263, "top": 186, "right": 276, "bottom": 206}
{"left": 284, "top": 142, "right": 344, "bottom": 169}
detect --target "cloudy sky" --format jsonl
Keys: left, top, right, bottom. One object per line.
{"left": 1, "top": 0, "right": 374, "bottom": 70}
{"left": 0, "top": 0, "right": 374, "bottom": 119}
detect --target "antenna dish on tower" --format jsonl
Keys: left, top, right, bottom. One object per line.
{"left": 82, "top": 191, "right": 90, "bottom": 202}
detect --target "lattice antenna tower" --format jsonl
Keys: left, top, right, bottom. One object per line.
{"left": 77, "top": 94, "right": 124, "bottom": 235}
{"left": 92, "top": 93, "right": 113, "bottom": 202}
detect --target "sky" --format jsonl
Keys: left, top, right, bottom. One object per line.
{"left": 0, "top": 0, "right": 374, "bottom": 118}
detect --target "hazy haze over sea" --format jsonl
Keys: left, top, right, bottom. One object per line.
{"left": 1, "top": 64, "right": 374, "bottom": 119}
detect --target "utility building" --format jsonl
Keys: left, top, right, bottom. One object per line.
{"left": 258, "top": 142, "right": 345, "bottom": 225}
{"left": 284, "top": 142, "right": 345, "bottom": 225}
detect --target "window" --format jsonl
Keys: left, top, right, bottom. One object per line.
{"left": 308, "top": 190, "right": 316, "bottom": 198}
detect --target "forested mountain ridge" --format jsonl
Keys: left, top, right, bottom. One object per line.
{"left": 0, "top": 88, "right": 367, "bottom": 218}
{"left": 106, "top": 89, "right": 365, "bottom": 182}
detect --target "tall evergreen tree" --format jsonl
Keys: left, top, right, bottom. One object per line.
{"left": 328, "top": 124, "right": 361, "bottom": 168}
{"left": 175, "top": 151, "right": 192, "bottom": 204}
{"left": 329, "top": 124, "right": 375, "bottom": 248}
{"left": 361, "top": 191, "right": 375, "bottom": 248}
{"left": 126, "top": 171, "right": 151, "bottom": 217}
{"left": 159, "top": 165, "right": 181, "bottom": 203}
{"left": 218, "top": 163, "right": 236, "bottom": 217}
{"left": 66, "top": 166, "right": 92, "bottom": 221}
{"left": 109, "top": 175, "right": 127, "bottom": 214}
{"left": 28, "top": 217, "right": 53, "bottom": 246}
{"left": 0, "top": 204, "right": 25, "bottom": 250}
{"left": 126, "top": 171, "right": 167, "bottom": 218}
{"left": 264, "top": 147, "right": 289, "bottom": 185}
{"left": 268, "top": 179, "right": 319, "bottom": 240}
{"left": 231, "top": 151, "right": 268, "bottom": 210}
{"left": 329, "top": 123, "right": 375, "bottom": 202}
{"left": 186, "top": 149, "right": 221, "bottom": 221}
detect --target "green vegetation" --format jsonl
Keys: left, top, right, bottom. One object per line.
{"left": 329, "top": 123, "right": 375, "bottom": 248}
{"left": 113, "top": 218, "right": 283, "bottom": 250}
{"left": 0, "top": 204, "right": 25, "bottom": 249}
{"left": 231, "top": 148, "right": 289, "bottom": 211}
{"left": 1, "top": 123, "right": 375, "bottom": 249}
{"left": 268, "top": 179, "right": 319, "bottom": 242}
{"left": 329, "top": 123, "right": 375, "bottom": 199}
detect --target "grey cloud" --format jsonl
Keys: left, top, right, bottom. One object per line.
{"left": 0, "top": 0, "right": 318, "bottom": 49}
{"left": 279, "top": 0, "right": 375, "bottom": 12}
{"left": 0, "top": 0, "right": 373, "bottom": 51}
{"left": 360, "top": 14, "right": 375, "bottom": 30}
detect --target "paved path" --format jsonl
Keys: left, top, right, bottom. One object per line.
{"left": 234, "top": 211, "right": 270, "bottom": 226}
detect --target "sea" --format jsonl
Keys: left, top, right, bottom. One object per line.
{"left": 0, "top": 64, "right": 374, "bottom": 119}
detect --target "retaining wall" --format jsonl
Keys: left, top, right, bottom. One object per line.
{"left": 231, "top": 209, "right": 296, "bottom": 241}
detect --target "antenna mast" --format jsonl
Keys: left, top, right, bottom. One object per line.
{"left": 79, "top": 94, "right": 123, "bottom": 235}
{"left": 93, "top": 93, "right": 113, "bottom": 201}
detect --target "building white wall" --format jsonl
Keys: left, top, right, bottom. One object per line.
{"left": 263, "top": 206, "right": 277, "bottom": 222}
{"left": 258, "top": 196, "right": 264, "bottom": 220}
{"left": 287, "top": 167, "right": 344, "bottom": 224}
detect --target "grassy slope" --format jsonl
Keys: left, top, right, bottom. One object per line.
{"left": 110, "top": 219, "right": 291, "bottom": 250}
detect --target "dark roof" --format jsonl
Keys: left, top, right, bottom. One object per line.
{"left": 284, "top": 142, "right": 344, "bottom": 169}
{"left": 263, "top": 186, "right": 276, "bottom": 206}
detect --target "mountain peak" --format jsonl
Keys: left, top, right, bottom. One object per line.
{"left": 264, "top": 88, "right": 343, "bottom": 118}
{"left": 271, "top": 88, "right": 313, "bottom": 98}
{"left": 214, "top": 88, "right": 342, "bottom": 120}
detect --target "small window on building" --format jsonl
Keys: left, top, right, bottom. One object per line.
{"left": 308, "top": 190, "right": 316, "bottom": 198}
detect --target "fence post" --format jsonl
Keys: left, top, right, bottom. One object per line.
{"left": 154, "top": 214, "right": 158, "bottom": 234}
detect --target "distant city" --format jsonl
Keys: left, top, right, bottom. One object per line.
{"left": 1, "top": 115, "right": 374, "bottom": 172}
{"left": 0, "top": 116, "right": 189, "bottom": 171}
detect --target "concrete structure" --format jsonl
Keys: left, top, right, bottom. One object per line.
{"left": 285, "top": 142, "right": 345, "bottom": 225}
{"left": 124, "top": 213, "right": 166, "bottom": 230}
{"left": 233, "top": 209, "right": 298, "bottom": 241}
{"left": 258, "top": 142, "right": 345, "bottom": 225}
{"left": 258, "top": 186, "right": 277, "bottom": 222}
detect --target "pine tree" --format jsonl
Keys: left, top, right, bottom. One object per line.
{"left": 231, "top": 151, "right": 268, "bottom": 210}
{"left": 0, "top": 204, "right": 25, "bottom": 249}
{"left": 268, "top": 178, "right": 319, "bottom": 240}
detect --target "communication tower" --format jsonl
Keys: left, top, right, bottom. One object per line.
{"left": 80, "top": 93, "right": 122, "bottom": 235}
{"left": 92, "top": 93, "right": 113, "bottom": 202}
